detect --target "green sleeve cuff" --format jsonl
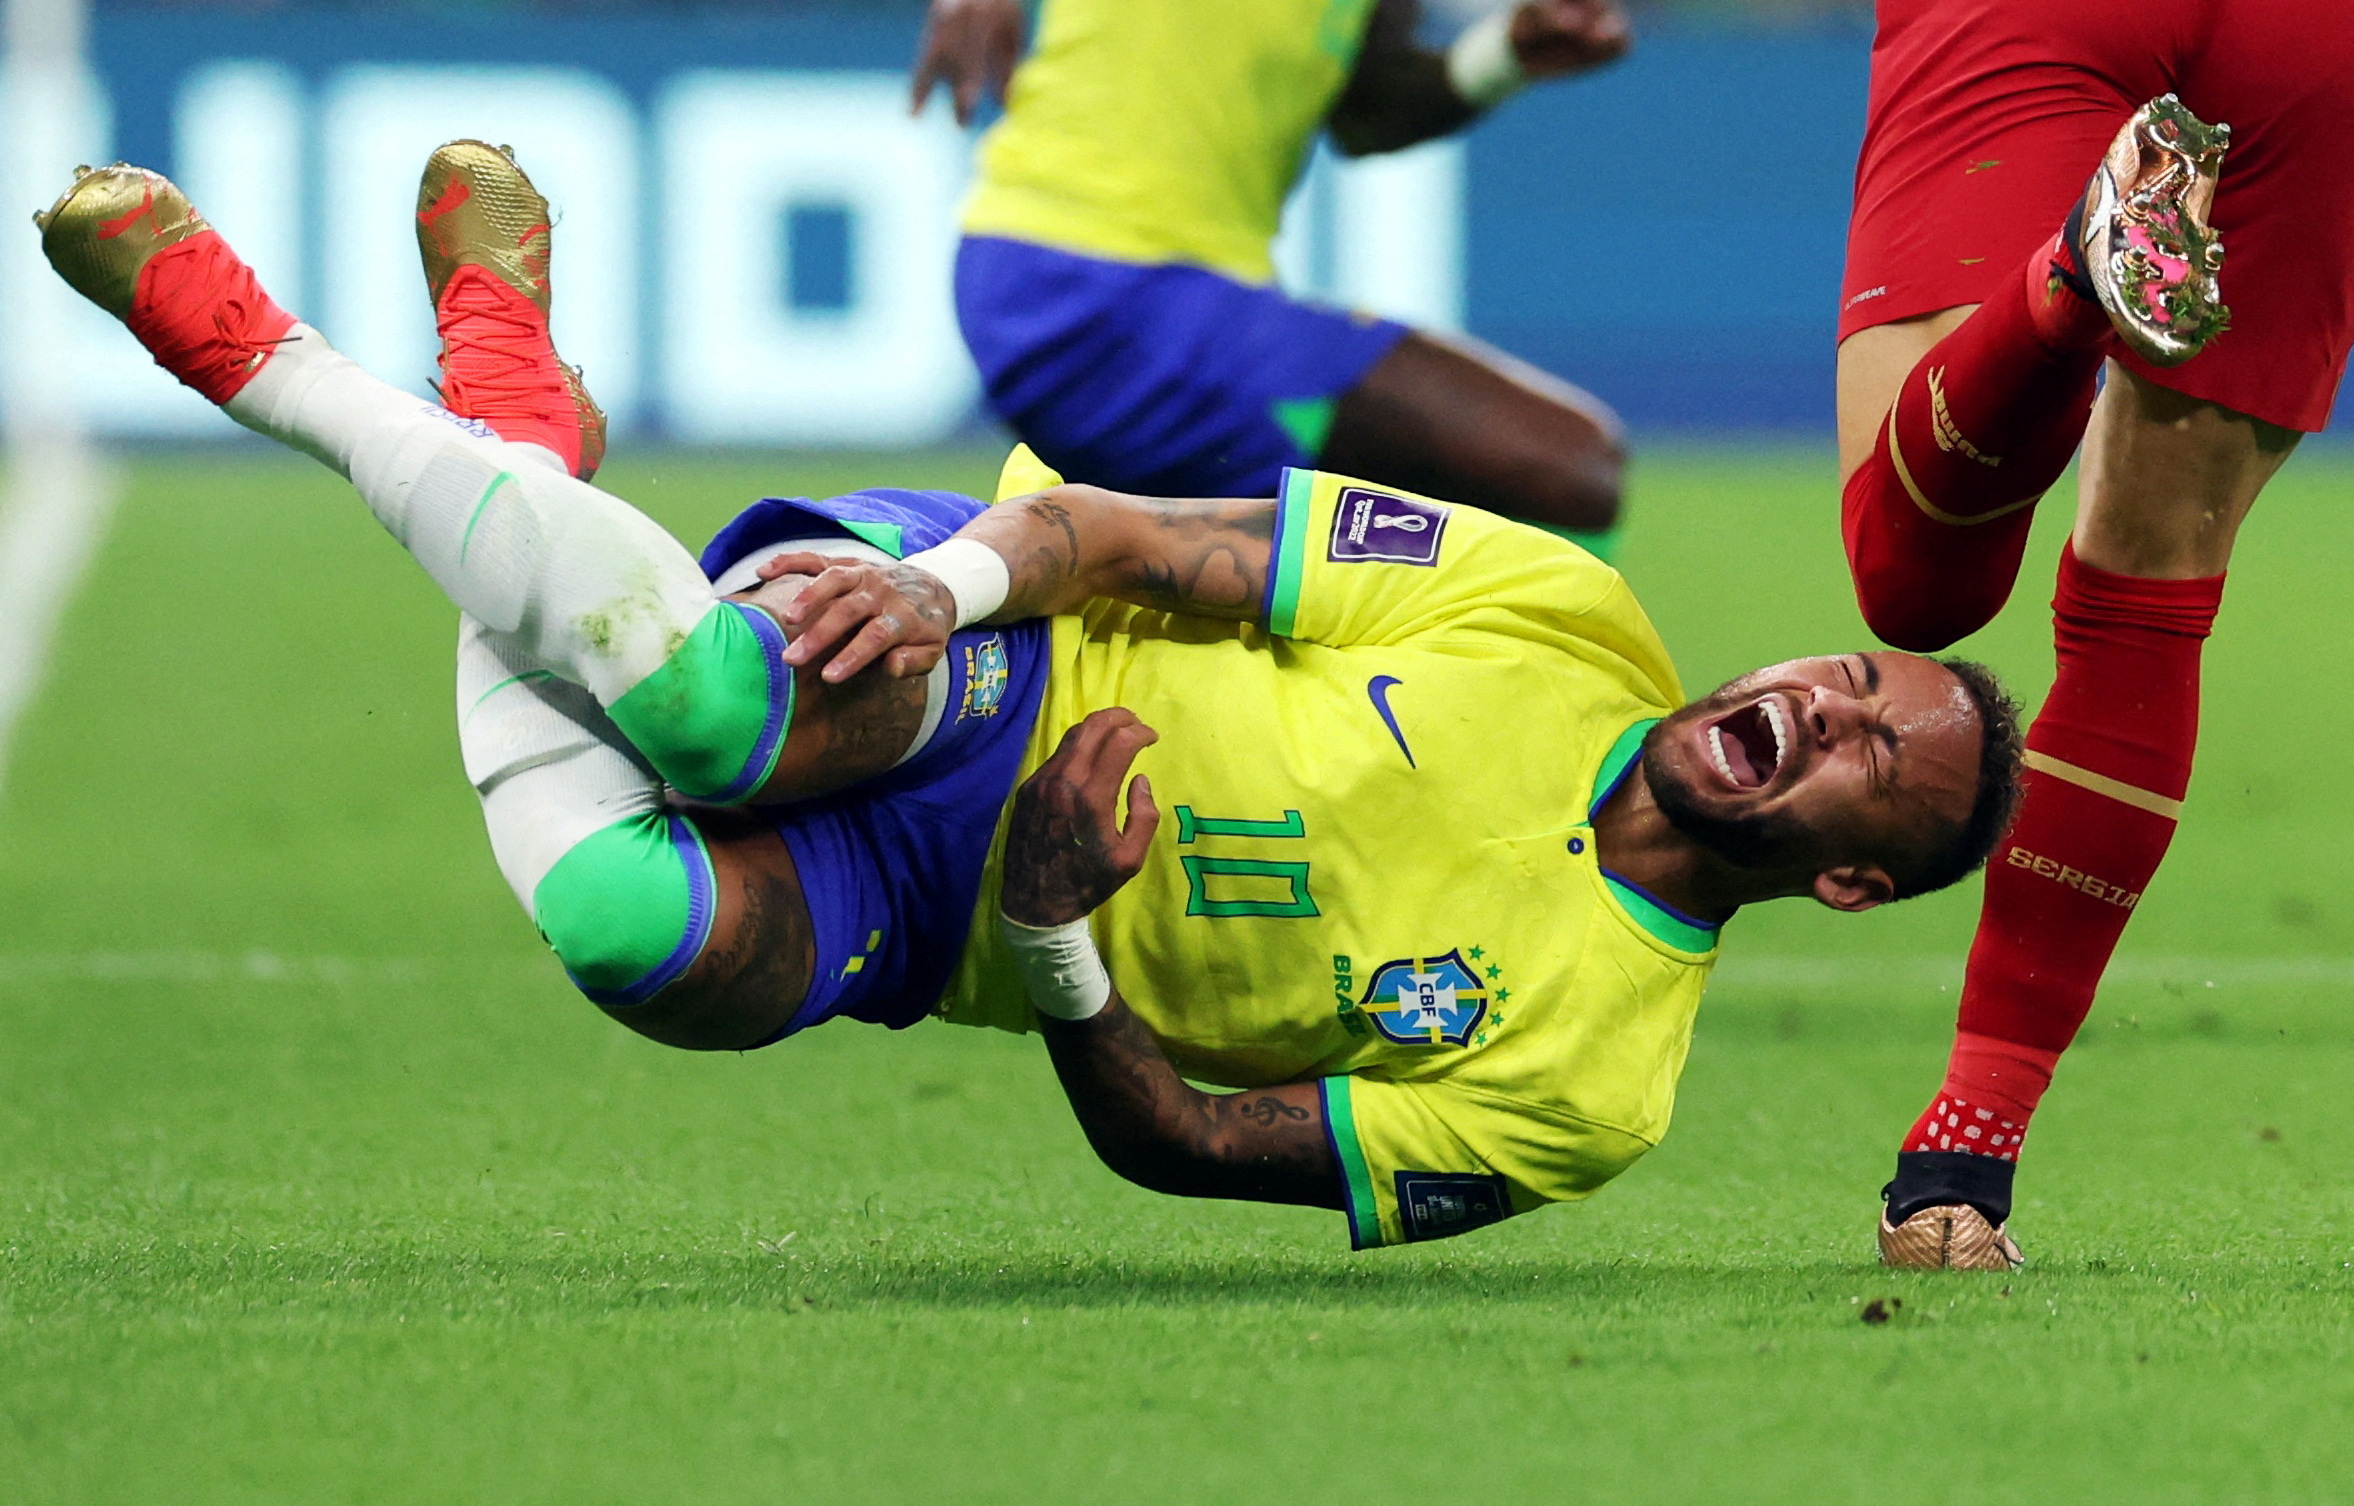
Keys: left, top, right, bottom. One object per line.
{"left": 1320, "top": 1075, "right": 1383, "bottom": 1250}
{"left": 1263, "top": 468, "right": 1314, "bottom": 637}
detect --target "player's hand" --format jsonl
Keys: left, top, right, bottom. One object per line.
{"left": 909, "top": 0, "right": 1026, "bottom": 125}
{"left": 1002, "top": 708, "right": 1161, "bottom": 927}
{"left": 1510, "top": 0, "right": 1632, "bottom": 80}
{"left": 763, "top": 551, "right": 957, "bottom": 683}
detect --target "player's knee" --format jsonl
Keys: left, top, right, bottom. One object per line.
{"left": 1503, "top": 427, "right": 1624, "bottom": 534}
{"left": 531, "top": 811, "right": 715, "bottom": 1006}
{"left": 1848, "top": 561, "right": 1988, "bottom": 652}
{"left": 606, "top": 602, "right": 795, "bottom": 804}
{"left": 1856, "top": 599, "right": 1966, "bottom": 654}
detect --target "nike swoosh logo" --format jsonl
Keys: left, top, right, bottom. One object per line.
{"left": 1367, "top": 675, "right": 1415, "bottom": 768}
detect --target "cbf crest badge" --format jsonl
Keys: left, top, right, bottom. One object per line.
{"left": 957, "top": 635, "right": 1010, "bottom": 721}
{"left": 1357, "top": 950, "right": 1489, "bottom": 1047}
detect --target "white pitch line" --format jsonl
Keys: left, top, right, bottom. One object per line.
{"left": 0, "top": 439, "right": 117, "bottom": 799}
{"left": 0, "top": 0, "right": 113, "bottom": 808}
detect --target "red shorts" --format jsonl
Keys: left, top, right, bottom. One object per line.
{"left": 1839, "top": 0, "right": 2354, "bottom": 431}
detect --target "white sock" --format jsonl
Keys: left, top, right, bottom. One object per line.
{"left": 227, "top": 325, "right": 716, "bottom": 706}
{"left": 456, "top": 613, "right": 663, "bottom": 913}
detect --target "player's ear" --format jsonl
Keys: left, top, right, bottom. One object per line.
{"left": 1813, "top": 863, "right": 1895, "bottom": 913}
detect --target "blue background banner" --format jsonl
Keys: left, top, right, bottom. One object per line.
{"left": 62, "top": 9, "right": 1879, "bottom": 437}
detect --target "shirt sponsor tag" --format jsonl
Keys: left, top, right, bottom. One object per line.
{"left": 1329, "top": 486, "right": 1448, "bottom": 566}
{"left": 1396, "top": 1172, "right": 1511, "bottom": 1241}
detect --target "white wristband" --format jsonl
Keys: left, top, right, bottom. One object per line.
{"left": 999, "top": 912, "right": 1111, "bottom": 1022}
{"left": 1446, "top": 7, "right": 1528, "bottom": 110}
{"left": 900, "top": 537, "right": 1010, "bottom": 629}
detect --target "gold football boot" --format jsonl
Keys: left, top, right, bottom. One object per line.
{"left": 415, "top": 140, "right": 606, "bottom": 479}
{"left": 1879, "top": 1203, "right": 2026, "bottom": 1272}
{"left": 2074, "top": 94, "right": 2231, "bottom": 367}
{"left": 35, "top": 161, "right": 297, "bottom": 404}
{"left": 34, "top": 163, "right": 212, "bottom": 317}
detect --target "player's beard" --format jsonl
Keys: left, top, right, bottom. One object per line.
{"left": 1640, "top": 723, "right": 1818, "bottom": 873}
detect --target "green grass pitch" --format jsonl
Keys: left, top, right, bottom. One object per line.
{"left": 2, "top": 443, "right": 2351, "bottom": 1502}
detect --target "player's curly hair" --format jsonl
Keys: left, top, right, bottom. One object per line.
{"left": 1889, "top": 657, "right": 2027, "bottom": 901}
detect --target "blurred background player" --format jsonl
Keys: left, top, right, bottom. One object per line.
{"left": 913, "top": 0, "right": 1633, "bottom": 550}
{"left": 1834, "top": 0, "right": 2354, "bottom": 1267}
{"left": 42, "top": 147, "right": 2027, "bottom": 1252}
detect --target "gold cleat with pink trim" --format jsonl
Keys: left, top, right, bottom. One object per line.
{"left": 2073, "top": 94, "right": 2231, "bottom": 368}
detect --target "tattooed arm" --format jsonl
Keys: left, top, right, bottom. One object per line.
{"left": 1037, "top": 1001, "right": 1340, "bottom": 1205}
{"left": 958, "top": 485, "right": 1273, "bottom": 621}
{"left": 769, "top": 483, "right": 1275, "bottom": 682}
{"left": 1007, "top": 708, "right": 1341, "bottom": 1209}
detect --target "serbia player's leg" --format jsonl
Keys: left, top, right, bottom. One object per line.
{"left": 1839, "top": 93, "right": 2227, "bottom": 653}
{"left": 955, "top": 237, "right": 1625, "bottom": 549}
{"left": 1836, "top": 0, "right": 2354, "bottom": 1267}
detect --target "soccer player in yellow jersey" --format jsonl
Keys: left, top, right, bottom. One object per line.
{"left": 46, "top": 151, "right": 2026, "bottom": 1250}
{"left": 913, "top": 0, "right": 1636, "bottom": 549}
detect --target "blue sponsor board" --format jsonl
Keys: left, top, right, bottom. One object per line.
{"left": 43, "top": 9, "right": 1883, "bottom": 438}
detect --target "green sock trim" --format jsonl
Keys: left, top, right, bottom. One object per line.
{"left": 457, "top": 471, "right": 518, "bottom": 566}
{"left": 465, "top": 668, "right": 555, "bottom": 718}
{"left": 532, "top": 812, "right": 715, "bottom": 1005}
{"left": 608, "top": 603, "right": 794, "bottom": 804}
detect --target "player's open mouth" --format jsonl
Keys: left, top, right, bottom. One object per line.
{"left": 1704, "top": 696, "right": 1789, "bottom": 791}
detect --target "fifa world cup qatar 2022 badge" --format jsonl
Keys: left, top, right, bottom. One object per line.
{"left": 1333, "top": 947, "right": 1512, "bottom": 1048}
{"left": 1328, "top": 486, "right": 1448, "bottom": 566}
{"left": 956, "top": 634, "right": 1010, "bottom": 721}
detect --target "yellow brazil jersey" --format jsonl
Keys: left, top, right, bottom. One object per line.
{"left": 942, "top": 464, "right": 1726, "bottom": 1248}
{"left": 961, "top": 0, "right": 1380, "bottom": 284}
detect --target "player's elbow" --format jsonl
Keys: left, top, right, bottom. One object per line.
{"left": 1084, "top": 1127, "right": 1226, "bottom": 1199}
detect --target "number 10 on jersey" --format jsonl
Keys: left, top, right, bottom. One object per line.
{"left": 1175, "top": 806, "right": 1318, "bottom": 919}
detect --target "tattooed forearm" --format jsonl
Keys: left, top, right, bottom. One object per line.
{"left": 1036, "top": 993, "right": 1341, "bottom": 1208}
{"left": 966, "top": 485, "right": 1276, "bottom": 624}
{"left": 1117, "top": 498, "right": 1272, "bottom": 617}
{"left": 1031, "top": 497, "right": 1083, "bottom": 577}
{"left": 1236, "top": 1095, "right": 1312, "bottom": 1128}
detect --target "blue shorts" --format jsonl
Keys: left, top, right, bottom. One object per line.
{"left": 698, "top": 489, "right": 1049, "bottom": 1039}
{"left": 955, "top": 235, "right": 1410, "bottom": 498}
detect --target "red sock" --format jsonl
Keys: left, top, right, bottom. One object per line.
{"left": 1842, "top": 234, "right": 2115, "bottom": 651}
{"left": 1905, "top": 543, "right": 2224, "bottom": 1158}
